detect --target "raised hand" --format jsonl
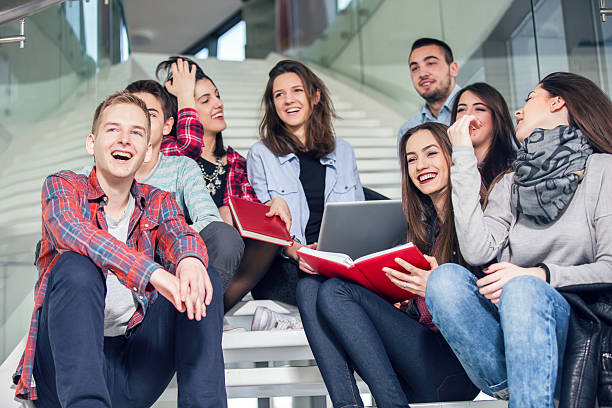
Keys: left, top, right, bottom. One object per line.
{"left": 165, "top": 58, "right": 196, "bottom": 110}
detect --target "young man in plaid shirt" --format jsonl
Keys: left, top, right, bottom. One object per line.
{"left": 14, "top": 92, "right": 226, "bottom": 407}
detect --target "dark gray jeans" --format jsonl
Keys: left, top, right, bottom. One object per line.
{"left": 198, "top": 221, "right": 245, "bottom": 291}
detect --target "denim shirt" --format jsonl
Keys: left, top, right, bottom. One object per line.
{"left": 397, "top": 84, "right": 461, "bottom": 141}
{"left": 247, "top": 138, "right": 365, "bottom": 244}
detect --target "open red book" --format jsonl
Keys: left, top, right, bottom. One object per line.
{"left": 297, "top": 243, "right": 430, "bottom": 303}
{"left": 228, "top": 196, "right": 292, "bottom": 247}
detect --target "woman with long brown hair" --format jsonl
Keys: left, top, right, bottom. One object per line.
{"left": 296, "top": 122, "right": 479, "bottom": 407}
{"left": 246, "top": 59, "right": 364, "bottom": 307}
{"left": 426, "top": 72, "right": 612, "bottom": 407}
{"left": 450, "top": 82, "right": 518, "bottom": 189}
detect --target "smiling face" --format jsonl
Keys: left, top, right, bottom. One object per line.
{"left": 409, "top": 45, "right": 458, "bottom": 104}
{"left": 272, "top": 72, "right": 319, "bottom": 140}
{"left": 86, "top": 102, "right": 152, "bottom": 184}
{"left": 514, "top": 84, "right": 570, "bottom": 142}
{"left": 455, "top": 90, "right": 494, "bottom": 153}
{"left": 194, "top": 78, "right": 227, "bottom": 137}
{"left": 132, "top": 92, "right": 173, "bottom": 152}
{"left": 404, "top": 129, "right": 450, "bottom": 202}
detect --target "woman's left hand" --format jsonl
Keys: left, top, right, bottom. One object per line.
{"left": 384, "top": 255, "right": 438, "bottom": 298}
{"left": 298, "top": 242, "right": 318, "bottom": 275}
{"left": 477, "top": 262, "right": 547, "bottom": 304}
{"left": 265, "top": 197, "right": 292, "bottom": 232}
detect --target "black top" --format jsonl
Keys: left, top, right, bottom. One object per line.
{"left": 297, "top": 151, "right": 326, "bottom": 244}
{"left": 195, "top": 157, "right": 229, "bottom": 208}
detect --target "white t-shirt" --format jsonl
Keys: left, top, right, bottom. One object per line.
{"left": 103, "top": 194, "right": 138, "bottom": 337}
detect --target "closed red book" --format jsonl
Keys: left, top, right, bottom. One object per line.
{"left": 297, "top": 243, "right": 430, "bottom": 303}
{"left": 228, "top": 196, "right": 293, "bottom": 247}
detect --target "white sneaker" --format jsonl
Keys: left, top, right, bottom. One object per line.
{"left": 223, "top": 317, "right": 246, "bottom": 333}
{"left": 250, "top": 306, "right": 303, "bottom": 331}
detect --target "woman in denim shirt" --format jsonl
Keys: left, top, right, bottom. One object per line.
{"left": 247, "top": 60, "right": 364, "bottom": 305}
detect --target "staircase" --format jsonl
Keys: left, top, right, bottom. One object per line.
{"left": 0, "top": 53, "right": 407, "bottom": 406}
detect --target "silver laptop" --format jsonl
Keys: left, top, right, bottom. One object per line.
{"left": 317, "top": 200, "right": 407, "bottom": 260}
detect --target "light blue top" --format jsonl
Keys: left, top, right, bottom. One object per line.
{"left": 247, "top": 138, "right": 365, "bottom": 244}
{"left": 81, "top": 153, "right": 221, "bottom": 232}
{"left": 397, "top": 84, "right": 462, "bottom": 141}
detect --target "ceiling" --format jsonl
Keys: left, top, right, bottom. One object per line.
{"left": 127, "top": 0, "right": 244, "bottom": 54}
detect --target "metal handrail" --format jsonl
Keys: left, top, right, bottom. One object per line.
{"left": 0, "top": 18, "right": 25, "bottom": 47}
{"left": 0, "top": 0, "right": 65, "bottom": 26}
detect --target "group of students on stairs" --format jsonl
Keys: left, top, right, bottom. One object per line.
{"left": 11, "top": 37, "right": 612, "bottom": 408}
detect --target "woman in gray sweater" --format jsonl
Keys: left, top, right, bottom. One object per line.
{"left": 425, "top": 72, "right": 612, "bottom": 408}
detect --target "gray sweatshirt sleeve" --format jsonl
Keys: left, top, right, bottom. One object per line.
{"left": 180, "top": 158, "right": 221, "bottom": 232}
{"left": 547, "top": 155, "right": 612, "bottom": 287}
{"left": 451, "top": 146, "right": 513, "bottom": 266}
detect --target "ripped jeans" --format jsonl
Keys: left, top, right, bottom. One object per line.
{"left": 425, "top": 263, "right": 570, "bottom": 408}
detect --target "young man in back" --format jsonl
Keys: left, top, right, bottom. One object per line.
{"left": 14, "top": 92, "right": 226, "bottom": 407}
{"left": 397, "top": 38, "right": 461, "bottom": 139}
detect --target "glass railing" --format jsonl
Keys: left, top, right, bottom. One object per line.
{"left": 280, "top": 0, "right": 612, "bottom": 118}
{"left": 0, "top": 0, "right": 129, "bottom": 363}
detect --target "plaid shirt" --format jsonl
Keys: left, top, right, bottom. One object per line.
{"left": 224, "top": 146, "right": 259, "bottom": 205}
{"left": 161, "top": 108, "right": 203, "bottom": 158}
{"left": 13, "top": 169, "right": 208, "bottom": 400}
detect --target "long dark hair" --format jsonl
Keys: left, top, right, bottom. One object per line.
{"left": 399, "top": 122, "right": 462, "bottom": 265}
{"left": 259, "top": 60, "right": 336, "bottom": 158}
{"left": 156, "top": 56, "right": 226, "bottom": 158}
{"left": 450, "top": 82, "right": 518, "bottom": 188}
{"left": 539, "top": 72, "right": 612, "bottom": 154}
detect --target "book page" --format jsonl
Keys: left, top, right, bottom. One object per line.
{"left": 354, "top": 242, "right": 414, "bottom": 263}
{"left": 298, "top": 247, "right": 354, "bottom": 266}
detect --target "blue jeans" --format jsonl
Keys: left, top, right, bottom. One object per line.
{"left": 297, "top": 275, "right": 478, "bottom": 408}
{"left": 33, "top": 252, "right": 227, "bottom": 408}
{"left": 425, "top": 263, "right": 571, "bottom": 408}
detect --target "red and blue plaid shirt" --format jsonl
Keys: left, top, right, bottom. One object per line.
{"left": 162, "top": 107, "right": 259, "bottom": 205}
{"left": 224, "top": 146, "right": 259, "bottom": 205}
{"left": 13, "top": 168, "right": 208, "bottom": 400}
{"left": 161, "top": 108, "right": 204, "bottom": 158}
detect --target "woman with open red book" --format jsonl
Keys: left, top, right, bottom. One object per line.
{"left": 298, "top": 82, "right": 518, "bottom": 406}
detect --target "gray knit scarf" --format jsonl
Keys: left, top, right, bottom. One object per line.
{"left": 511, "top": 126, "right": 593, "bottom": 225}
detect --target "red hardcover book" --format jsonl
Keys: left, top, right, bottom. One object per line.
{"left": 228, "top": 196, "right": 292, "bottom": 247}
{"left": 297, "top": 243, "right": 430, "bottom": 303}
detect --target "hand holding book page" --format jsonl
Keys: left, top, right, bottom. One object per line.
{"left": 384, "top": 254, "right": 438, "bottom": 298}
{"left": 297, "top": 243, "right": 431, "bottom": 303}
{"left": 297, "top": 242, "right": 317, "bottom": 274}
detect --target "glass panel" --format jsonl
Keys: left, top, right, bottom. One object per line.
{"left": 534, "top": 0, "right": 612, "bottom": 95}
{"left": 0, "top": 0, "right": 131, "bottom": 363}
{"left": 284, "top": 0, "right": 544, "bottom": 116}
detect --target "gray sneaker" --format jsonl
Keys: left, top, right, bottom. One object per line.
{"left": 250, "top": 306, "right": 303, "bottom": 331}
